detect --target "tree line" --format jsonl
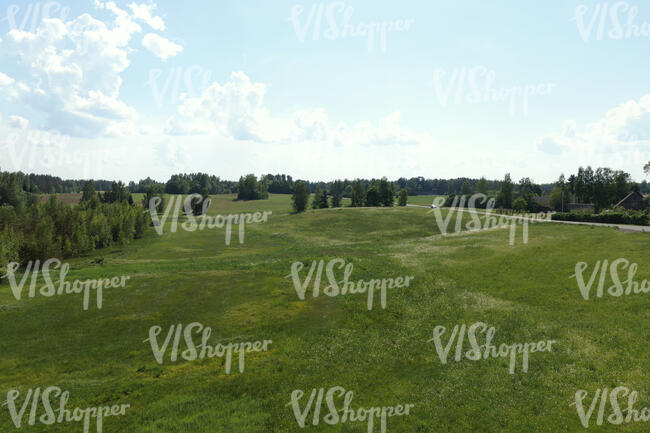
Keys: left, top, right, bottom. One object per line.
{"left": 0, "top": 173, "right": 148, "bottom": 268}
{"left": 291, "top": 178, "right": 407, "bottom": 212}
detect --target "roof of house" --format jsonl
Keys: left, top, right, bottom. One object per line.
{"left": 615, "top": 190, "right": 645, "bottom": 207}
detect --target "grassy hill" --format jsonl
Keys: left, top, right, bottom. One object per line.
{"left": 1, "top": 194, "right": 648, "bottom": 432}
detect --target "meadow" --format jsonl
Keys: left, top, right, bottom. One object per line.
{"left": 0, "top": 194, "right": 648, "bottom": 432}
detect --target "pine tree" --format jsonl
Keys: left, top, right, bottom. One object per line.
{"left": 351, "top": 180, "right": 365, "bottom": 207}
{"left": 319, "top": 189, "right": 329, "bottom": 208}
{"left": 291, "top": 181, "right": 310, "bottom": 213}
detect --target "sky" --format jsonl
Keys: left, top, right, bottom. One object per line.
{"left": 0, "top": 0, "right": 649, "bottom": 184}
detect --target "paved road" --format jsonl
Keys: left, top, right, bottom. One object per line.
{"left": 407, "top": 204, "right": 650, "bottom": 233}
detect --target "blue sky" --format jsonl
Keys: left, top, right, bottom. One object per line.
{"left": 0, "top": 0, "right": 649, "bottom": 183}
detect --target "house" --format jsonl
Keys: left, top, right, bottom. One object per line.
{"left": 615, "top": 190, "right": 649, "bottom": 210}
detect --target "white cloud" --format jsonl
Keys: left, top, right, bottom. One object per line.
{"left": 0, "top": 2, "right": 177, "bottom": 138}
{"left": 8, "top": 115, "right": 28, "bottom": 129}
{"left": 129, "top": 3, "right": 166, "bottom": 31}
{"left": 536, "top": 95, "right": 650, "bottom": 172}
{"left": 0, "top": 72, "right": 14, "bottom": 86}
{"left": 0, "top": 5, "right": 145, "bottom": 137}
{"left": 142, "top": 33, "right": 183, "bottom": 60}
{"left": 165, "top": 71, "right": 436, "bottom": 150}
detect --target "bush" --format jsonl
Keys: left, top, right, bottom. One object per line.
{"left": 551, "top": 210, "right": 649, "bottom": 225}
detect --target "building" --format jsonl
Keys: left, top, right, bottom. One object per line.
{"left": 614, "top": 190, "right": 649, "bottom": 211}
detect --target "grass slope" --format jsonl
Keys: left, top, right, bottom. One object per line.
{"left": 0, "top": 194, "right": 648, "bottom": 432}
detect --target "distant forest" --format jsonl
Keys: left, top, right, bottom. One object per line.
{"left": 3, "top": 168, "right": 649, "bottom": 197}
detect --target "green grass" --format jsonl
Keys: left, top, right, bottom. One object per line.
{"left": 407, "top": 194, "right": 446, "bottom": 206}
{"left": 1, "top": 194, "right": 648, "bottom": 432}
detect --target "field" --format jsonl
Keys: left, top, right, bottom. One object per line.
{"left": 1, "top": 194, "right": 649, "bottom": 432}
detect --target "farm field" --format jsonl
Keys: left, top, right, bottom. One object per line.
{"left": 1, "top": 194, "right": 649, "bottom": 432}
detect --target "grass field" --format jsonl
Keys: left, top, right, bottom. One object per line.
{"left": 1, "top": 194, "right": 649, "bottom": 432}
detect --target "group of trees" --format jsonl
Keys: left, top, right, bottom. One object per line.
{"left": 291, "top": 178, "right": 404, "bottom": 213}
{"left": 442, "top": 165, "right": 642, "bottom": 214}
{"left": 237, "top": 174, "right": 269, "bottom": 200}
{"left": 0, "top": 176, "right": 148, "bottom": 268}
{"left": 549, "top": 167, "right": 634, "bottom": 212}
{"left": 161, "top": 173, "right": 237, "bottom": 195}
{"left": 0, "top": 169, "right": 113, "bottom": 195}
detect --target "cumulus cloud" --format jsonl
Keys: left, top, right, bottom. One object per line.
{"left": 129, "top": 3, "right": 165, "bottom": 30}
{"left": 142, "top": 33, "right": 182, "bottom": 60}
{"left": 165, "top": 71, "right": 435, "bottom": 149}
{"left": 536, "top": 95, "right": 650, "bottom": 169}
{"left": 0, "top": 1, "right": 176, "bottom": 138}
{"left": 7, "top": 115, "right": 28, "bottom": 129}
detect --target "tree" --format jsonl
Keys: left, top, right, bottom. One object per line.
{"left": 398, "top": 189, "right": 408, "bottom": 206}
{"left": 513, "top": 198, "right": 527, "bottom": 212}
{"left": 549, "top": 174, "right": 570, "bottom": 211}
{"left": 351, "top": 180, "right": 365, "bottom": 207}
{"left": 366, "top": 186, "right": 380, "bottom": 206}
{"left": 496, "top": 173, "right": 514, "bottom": 209}
{"left": 477, "top": 177, "right": 488, "bottom": 195}
{"left": 191, "top": 187, "right": 210, "bottom": 216}
{"left": 81, "top": 180, "right": 96, "bottom": 202}
{"left": 461, "top": 181, "right": 472, "bottom": 195}
{"left": 378, "top": 177, "right": 394, "bottom": 207}
{"left": 644, "top": 161, "right": 650, "bottom": 176}
{"left": 143, "top": 184, "right": 165, "bottom": 215}
{"left": 312, "top": 186, "right": 322, "bottom": 209}
{"left": 330, "top": 180, "right": 344, "bottom": 207}
{"left": 102, "top": 181, "right": 131, "bottom": 204}
{"left": 292, "top": 181, "right": 310, "bottom": 212}
{"left": 517, "top": 177, "right": 542, "bottom": 211}
{"left": 318, "top": 189, "right": 329, "bottom": 208}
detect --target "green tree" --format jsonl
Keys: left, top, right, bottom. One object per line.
{"left": 517, "top": 177, "right": 542, "bottom": 211}
{"left": 292, "top": 181, "right": 310, "bottom": 212}
{"left": 312, "top": 186, "right": 322, "bottom": 209}
{"left": 496, "top": 173, "right": 514, "bottom": 209}
{"left": 378, "top": 177, "right": 394, "bottom": 207}
{"left": 351, "top": 180, "right": 365, "bottom": 207}
{"left": 644, "top": 161, "right": 650, "bottom": 176}
{"left": 330, "top": 180, "right": 344, "bottom": 207}
{"left": 81, "top": 181, "right": 96, "bottom": 202}
{"left": 398, "top": 189, "right": 408, "bottom": 206}
{"left": 461, "top": 181, "right": 473, "bottom": 195}
{"left": 513, "top": 198, "right": 527, "bottom": 212}
{"left": 143, "top": 184, "right": 165, "bottom": 215}
{"left": 366, "top": 186, "right": 380, "bottom": 206}
{"left": 318, "top": 189, "right": 329, "bottom": 208}
{"left": 477, "top": 177, "right": 488, "bottom": 195}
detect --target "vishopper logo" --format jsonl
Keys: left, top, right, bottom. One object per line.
{"left": 572, "top": 386, "right": 650, "bottom": 427}
{"left": 4, "top": 129, "right": 110, "bottom": 178}
{"left": 427, "top": 194, "right": 553, "bottom": 245}
{"left": 144, "top": 322, "right": 272, "bottom": 374}
{"left": 432, "top": 66, "right": 555, "bottom": 117}
{"left": 287, "top": 386, "right": 414, "bottom": 432}
{"left": 427, "top": 322, "right": 557, "bottom": 374}
{"left": 146, "top": 194, "right": 272, "bottom": 245}
{"left": 147, "top": 65, "right": 213, "bottom": 107}
{"left": 4, "top": 259, "right": 130, "bottom": 311}
{"left": 2, "top": 386, "right": 130, "bottom": 433}
{"left": 574, "top": 2, "right": 650, "bottom": 43}
{"left": 287, "top": 258, "right": 414, "bottom": 310}
{"left": 1, "top": 2, "right": 69, "bottom": 32}
{"left": 571, "top": 258, "right": 650, "bottom": 300}
{"left": 289, "top": 2, "right": 414, "bottom": 53}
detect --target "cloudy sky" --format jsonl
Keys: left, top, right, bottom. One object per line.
{"left": 0, "top": 0, "right": 649, "bottom": 183}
